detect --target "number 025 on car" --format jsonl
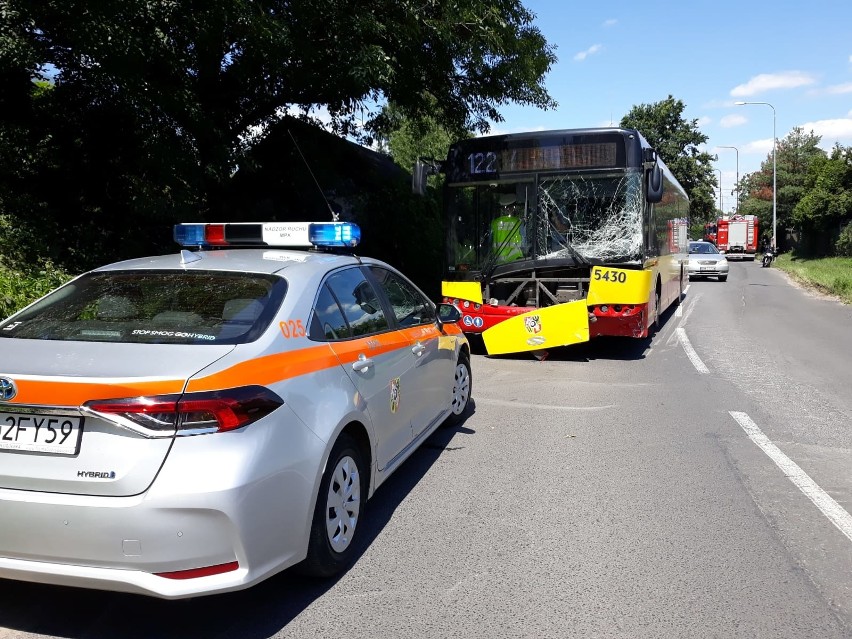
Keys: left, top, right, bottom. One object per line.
{"left": 0, "top": 413, "right": 83, "bottom": 455}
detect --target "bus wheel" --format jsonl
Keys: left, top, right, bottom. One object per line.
{"left": 652, "top": 283, "right": 662, "bottom": 332}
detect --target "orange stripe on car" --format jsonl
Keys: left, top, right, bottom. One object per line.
{"left": 9, "top": 325, "right": 462, "bottom": 405}
{"left": 187, "top": 331, "right": 417, "bottom": 392}
{"left": 186, "top": 343, "right": 341, "bottom": 392}
{"left": 10, "top": 378, "right": 186, "bottom": 407}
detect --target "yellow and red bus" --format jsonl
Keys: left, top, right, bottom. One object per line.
{"left": 415, "top": 128, "right": 690, "bottom": 356}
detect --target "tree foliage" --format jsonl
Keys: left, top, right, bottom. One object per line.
{"left": 738, "top": 127, "right": 827, "bottom": 249}
{"left": 0, "top": 0, "right": 556, "bottom": 272}
{"left": 793, "top": 144, "right": 852, "bottom": 229}
{"left": 620, "top": 95, "right": 716, "bottom": 223}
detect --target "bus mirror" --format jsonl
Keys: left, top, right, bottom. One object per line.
{"left": 412, "top": 159, "right": 429, "bottom": 196}
{"left": 412, "top": 158, "right": 443, "bottom": 196}
{"left": 646, "top": 164, "right": 664, "bottom": 203}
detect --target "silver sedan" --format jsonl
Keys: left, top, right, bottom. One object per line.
{"left": 687, "top": 241, "right": 729, "bottom": 282}
{"left": 0, "top": 222, "right": 471, "bottom": 598}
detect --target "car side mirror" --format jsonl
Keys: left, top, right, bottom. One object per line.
{"left": 436, "top": 303, "right": 461, "bottom": 329}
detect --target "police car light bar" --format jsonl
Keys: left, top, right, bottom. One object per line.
{"left": 174, "top": 222, "right": 361, "bottom": 249}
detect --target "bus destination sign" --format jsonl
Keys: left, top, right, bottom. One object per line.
{"left": 460, "top": 142, "right": 618, "bottom": 180}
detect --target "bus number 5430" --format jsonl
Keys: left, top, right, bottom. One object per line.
{"left": 594, "top": 269, "right": 628, "bottom": 283}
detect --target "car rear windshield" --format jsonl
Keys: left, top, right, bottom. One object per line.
{"left": 689, "top": 243, "right": 719, "bottom": 254}
{"left": 0, "top": 270, "right": 286, "bottom": 345}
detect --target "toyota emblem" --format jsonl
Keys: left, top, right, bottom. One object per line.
{"left": 0, "top": 377, "right": 17, "bottom": 402}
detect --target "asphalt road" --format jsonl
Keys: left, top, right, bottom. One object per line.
{"left": 2, "top": 259, "right": 852, "bottom": 638}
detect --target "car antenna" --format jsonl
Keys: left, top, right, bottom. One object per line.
{"left": 288, "top": 129, "right": 339, "bottom": 222}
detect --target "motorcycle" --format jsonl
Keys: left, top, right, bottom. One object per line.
{"left": 761, "top": 248, "right": 774, "bottom": 268}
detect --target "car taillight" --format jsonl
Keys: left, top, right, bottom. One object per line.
{"left": 84, "top": 386, "right": 283, "bottom": 436}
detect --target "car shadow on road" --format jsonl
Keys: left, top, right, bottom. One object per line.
{"left": 0, "top": 409, "right": 478, "bottom": 639}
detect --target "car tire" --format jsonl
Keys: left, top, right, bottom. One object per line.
{"left": 301, "top": 433, "right": 366, "bottom": 578}
{"left": 718, "top": 275, "right": 728, "bottom": 282}
{"left": 445, "top": 351, "right": 472, "bottom": 427}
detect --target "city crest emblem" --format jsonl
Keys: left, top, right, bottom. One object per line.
{"left": 390, "top": 377, "right": 401, "bottom": 413}
{"left": 524, "top": 315, "right": 542, "bottom": 334}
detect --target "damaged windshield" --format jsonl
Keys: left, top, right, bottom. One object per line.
{"left": 445, "top": 172, "right": 643, "bottom": 273}
{"left": 539, "top": 173, "right": 643, "bottom": 261}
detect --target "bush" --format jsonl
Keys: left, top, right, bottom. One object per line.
{"left": 836, "top": 222, "right": 852, "bottom": 257}
{"left": 0, "top": 262, "right": 72, "bottom": 320}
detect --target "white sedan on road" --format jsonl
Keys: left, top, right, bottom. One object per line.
{"left": 687, "top": 241, "right": 729, "bottom": 282}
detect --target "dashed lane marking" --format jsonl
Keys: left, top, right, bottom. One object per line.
{"left": 730, "top": 411, "right": 852, "bottom": 544}
{"left": 677, "top": 327, "right": 709, "bottom": 374}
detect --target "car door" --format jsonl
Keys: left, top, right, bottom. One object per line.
{"left": 366, "top": 266, "right": 454, "bottom": 439}
{"left": 315, "top": 267, "right": 416, "bottom": 471}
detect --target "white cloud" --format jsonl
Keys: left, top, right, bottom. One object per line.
{"left": 826, "top": 83, "right": 852, "bottom": 95}
{"left": 730, "top": 71, "right": 817, "bottom": 97}
{"left": 742, "top": 138, "right": 774, "bottom": 155}
{"left": 603, "top": 19, "right": 617, "bottom": 27}
{"left": 697, "top": 116, "right": 712, "bottom": 127}
{"left": 798, "top": 117, "right": 852, "bottom": 149}
{"left": 720, "top": 114, "right": 747, "bottom": 128}
{"left": 574, "top": 44, "right": 602, "bottom": 61}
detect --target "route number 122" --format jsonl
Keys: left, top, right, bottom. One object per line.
{"left": 468, "top": 152, "right": 497, "bottom": 175}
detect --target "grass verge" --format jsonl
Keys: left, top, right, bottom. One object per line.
{"left": 773, "top": 254, "right": 852, "bottom": 305}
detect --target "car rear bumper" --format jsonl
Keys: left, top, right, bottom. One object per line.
{"left": 0, "top": 410, "right": 325, "bottom": 598}
{"left": 687, "top": 265, "right": 729, "bottom": 278}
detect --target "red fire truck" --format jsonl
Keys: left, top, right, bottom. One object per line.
{"left": 703, "top": 222, "right": 717, "bottom": 245}
{"left": 715, "top": 215, "right": 758, "bottom": 260}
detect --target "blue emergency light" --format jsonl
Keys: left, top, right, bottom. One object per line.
{"left": 174, "top": 222, "right": 361, "bottom": 249}
{"left": 308, "top": 222, "right": 361, "bottom": 247}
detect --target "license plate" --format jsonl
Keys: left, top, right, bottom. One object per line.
{"left": 0, "top": 413, "right": 83, "bottom": 455}
{"left": 699, "top": 266, "right": 715, "bottom": 271}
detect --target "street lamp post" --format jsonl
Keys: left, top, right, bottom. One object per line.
{"left": 715, "top": 168, "right": 722, "bottom": 213}
{"left": 718, "top": 145, "right": 739, "bottom": 213}
{"left": 735, "top": 101, "right": 776, "bottom": 249}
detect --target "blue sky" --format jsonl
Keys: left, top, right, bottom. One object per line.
{"left": 492, "top": 0, "right": 852, "bottom": 213}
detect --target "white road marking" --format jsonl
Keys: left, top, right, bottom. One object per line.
{"left": 730, "top": 411, "right": 852, "bottom": 544}
{"left": 676, "top": 305, "right": 683, "bottom": 318}
{"left": 677, "top": 327, "right": 709, "bottom": 373}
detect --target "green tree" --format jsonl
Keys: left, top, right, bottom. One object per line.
{"left": 383, "top": 109, "right": 462, "bottom": 177}
{"left": 793, "top": 144, "right": 852, "bottom": 254}
{"left": 738, "top": 127, "right": 826, "bottom": 249}
{"left": 620, "top": 95, "right": 716, "bottom": 224}
{"left": 0, "top": 0, "right": 556, "bottom": 271}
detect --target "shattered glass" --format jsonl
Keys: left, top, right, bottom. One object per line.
{"left": 538, "top": 173, "right": 643, "bottom": 262}
{"left": 445, "top": 172, "right": 645, "bottom": 272}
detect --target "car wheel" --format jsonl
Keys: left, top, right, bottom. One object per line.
{"left": 302, "top": 433, "right": 366, "bottom": 577}
{"left": 718, "top": 275, "right": 728, "bottom": 282}
{"left": 445, "top": 351, "right": 472, "bottom": 426}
